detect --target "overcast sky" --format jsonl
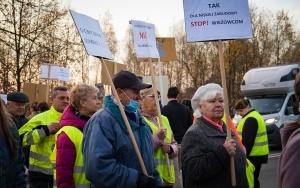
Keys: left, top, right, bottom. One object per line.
{"left": 62, "top": 0, "right": 300, "bottom": 41}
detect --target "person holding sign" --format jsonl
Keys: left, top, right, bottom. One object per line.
{"left": 140, "top": 87, "right": 178, "bottom": 187}
{"left": 82, "top": 70, "right": 163, "bottom": 188}
{"left": 181, "top": 83, "right": 248, "bottom": 187}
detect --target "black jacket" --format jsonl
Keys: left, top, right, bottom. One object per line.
{"left": 161, "top": 100, "right": 192, "bottom": 144}
{"left": 181, "top": 118, "right": 248, "bottom": 188}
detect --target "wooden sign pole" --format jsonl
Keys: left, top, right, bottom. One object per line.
{"left": 100, "top": 58, "right": 148, "bottom": 176}
{"left": 149, "top": 61, "right": 171, "bottom": 176}
{"left": 218, "top": 40, "right": 236, "bottom": 186}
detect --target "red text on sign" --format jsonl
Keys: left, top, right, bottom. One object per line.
{"left": 191, "top": 21, "right": 208, "bottom": 27}
{"left": 139, "top": 32, "right": 150, "bottom": 39}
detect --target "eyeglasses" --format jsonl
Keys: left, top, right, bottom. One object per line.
{"left": 145, "top": 94, "right": 161, "bottom": 99}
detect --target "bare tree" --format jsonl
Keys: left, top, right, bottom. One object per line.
{"left": 0, "top": 0, "right": 68, "bottom": 91}
{"left": 100, "top": 10, "right": 118, "bottom": 58}
{"left": 271, "top": 10, "right": 298, "bottom": 64}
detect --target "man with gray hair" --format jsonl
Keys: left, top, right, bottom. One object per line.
{"left": 6, "top": 92, "right": 30, "bottom": 129}
{"left": 19, "top": 86, "right": 69, "bottom": 188}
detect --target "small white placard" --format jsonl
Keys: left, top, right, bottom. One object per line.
{"left": 40, "top": 64, "right": 60, "bottom": 80}
{"left": 183, "top": 0, "right": 253, "bottom": 42}
{"left": 69, "top": 10, "right": 113, "bottom": 59}
{"left": 58, "top": 67, "right": 70, "bottom": 82}
{"left": 131, "top": 20, "right": 160, "bottom": 59}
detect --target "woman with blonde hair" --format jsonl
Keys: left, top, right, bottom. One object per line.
{"left": 51, "top": 83, "right": 101, "bottom": 188}
{"left": 140, "top": 87, "right": 178, "bottom": 187}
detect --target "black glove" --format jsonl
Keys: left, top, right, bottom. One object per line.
{"left": 136, "top": 174, "right": 155, "bottom": 188}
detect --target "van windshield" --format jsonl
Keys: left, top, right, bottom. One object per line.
{"left": 248, "top": 94, "right": 286, "bottom": 115}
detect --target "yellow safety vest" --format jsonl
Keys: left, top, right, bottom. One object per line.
{"left": 144, "top": 115, "right": 175, "bottom": 184}
{"left": 237, "top": 110, "right": 269, "bottom": 156}
{"left": 51, "top": 126, "right": 90, "bottom": 188}
{"left": 19, "top": 106, "right": 62, "bottom": 175}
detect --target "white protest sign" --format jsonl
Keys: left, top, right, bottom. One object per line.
{"left": 40, "top": 64, "right": 60, "bottom": 80}
{"left": 183, "top": 0, "right": 253, "bottom": 42}
{"left": 40, "top": 64, "right": 49, "bottom": 79}
{"left": 40, "top": 64, "right": 69, "bottom": 82}
{"left": 58, "top": 67, "right": 70, "bottom": 82}
{"left": 131, "top": 20, "right": 160, "bottom": 59}
{"left": 0, "top": 94, "right": 7, "bottom": 104}
{"left": 69, "top": 10, "right": 113, "bottom": 59}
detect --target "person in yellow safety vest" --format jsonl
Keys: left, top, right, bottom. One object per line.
{"left": 19, "top": 86, "right": 69, "bottom": 188}
{"left": 235, "top": 99, "right": 269, "bottom": 188}
{"left": 140, "top": 87, "right": 178, "bottom": 187}
{"left": 51, "top": 84, "right": 101, "bottom": 188}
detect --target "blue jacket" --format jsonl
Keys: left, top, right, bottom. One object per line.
{"left": 82, "top": 96, "right": 162, "bottom": 188}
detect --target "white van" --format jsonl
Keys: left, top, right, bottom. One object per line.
{"left": 240, "top": 64, "right": 300, "bottom": 146}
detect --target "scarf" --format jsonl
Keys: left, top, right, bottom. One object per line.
{"left": 103, "top": 96, "right": 148, "bottom": 149}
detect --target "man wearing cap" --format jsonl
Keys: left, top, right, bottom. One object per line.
{"left": 83, "top": 70, "right": 163, "bottom": 188}
{"left": 19, "top": 86, "right": 69, "bottom": 188}
{"left": 6, "top": 92, "right": 31, "bottom": 184}
{"left": 6, "top": 92, "right": 30, "bottom": 129}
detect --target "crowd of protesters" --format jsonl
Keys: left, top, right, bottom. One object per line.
{"left": 4, "top": 69, "right": 294, "bottom": 188}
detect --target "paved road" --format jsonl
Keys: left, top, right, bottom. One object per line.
{"left": 259, "top": 147, "right": 281, "bottom": 188}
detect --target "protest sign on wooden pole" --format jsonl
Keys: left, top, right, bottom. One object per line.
{"left": 183, "top": 0, "right": 253, "bottom": 186}
{"left": 100, "top": 57, "right": 148, "bottom": 175}
{"left": 131, "top": 20, "right": 171, "bottom": 175}
{"left": 70, "top": 10, "right": 148, "bottom": 175}
{"left": 150, "top": 61, "right": 171, "bottom": 176}
{"left": 218, "top": 40, "right": 236, "bottom": 185}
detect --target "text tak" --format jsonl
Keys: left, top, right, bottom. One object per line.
{"left": 208, "top": 3, "right": 220, "bottom": 8}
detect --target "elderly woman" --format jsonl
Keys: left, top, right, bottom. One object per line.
{"left": 181, "top": 83, "right": 248, "bottom": 188}
{"left": 140, "top": 88, "right": 178, "bottom": 188}
{"left": 51, "top": 83, "right": 101, "bottom": 188}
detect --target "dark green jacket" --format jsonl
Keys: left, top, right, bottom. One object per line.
{"left": 0, "top": 123, "right": 26, "bottom": 188}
